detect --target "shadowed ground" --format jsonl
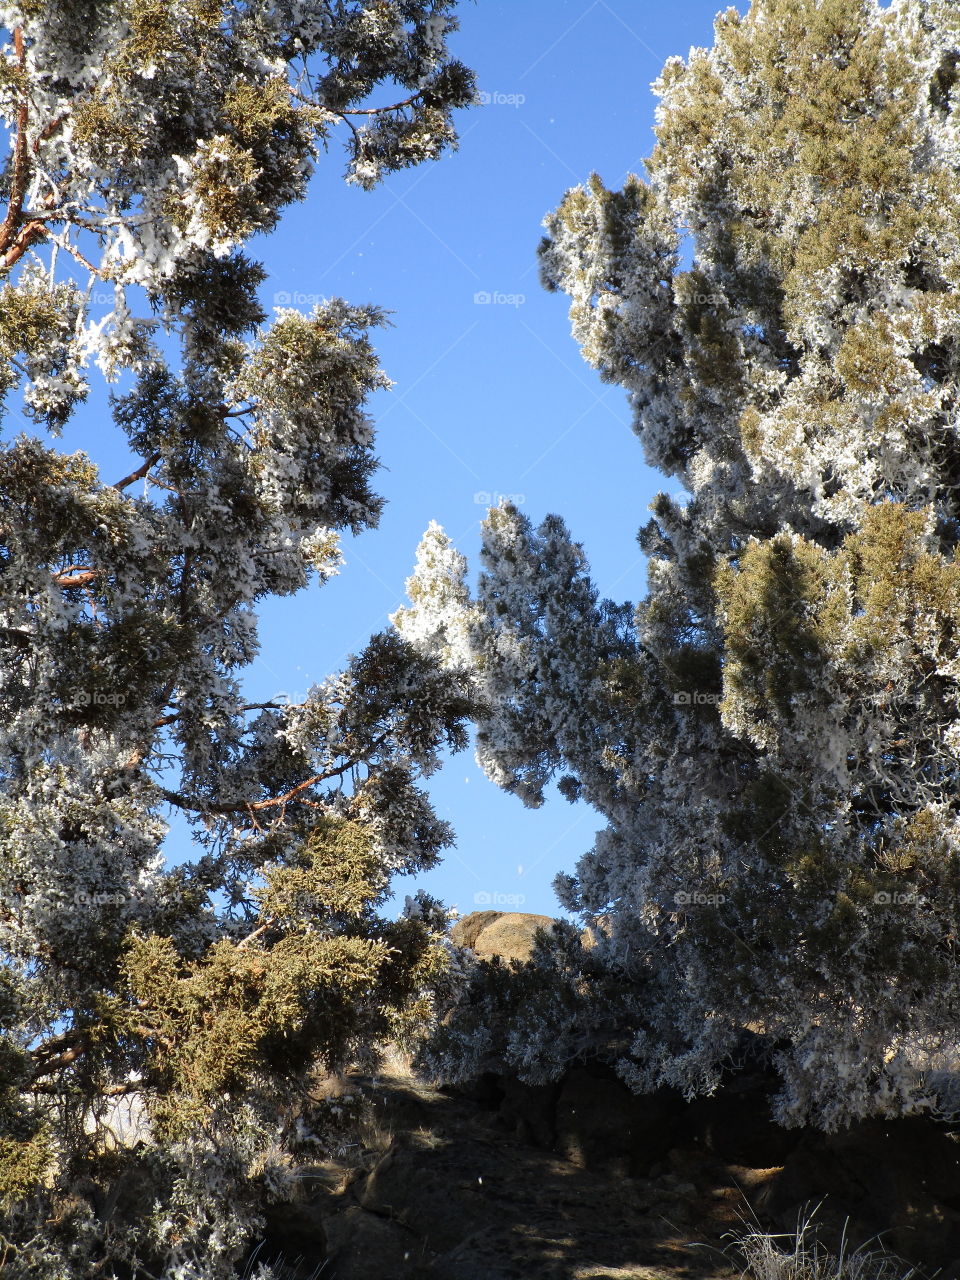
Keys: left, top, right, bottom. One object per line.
{"left": 253, "top": 1049, "right": 959, "bottom": 1280}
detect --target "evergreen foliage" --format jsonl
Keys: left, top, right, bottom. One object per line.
{"left": 0, "top": 3, "right": 474, "bottom": 1275}
{"left": 395, "top": 0, "right": 960, "bottom": 1130}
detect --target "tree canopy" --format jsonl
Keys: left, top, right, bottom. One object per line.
{"left": 396, "top": 0, "right": 960, "bottom": 1131}
{"left": 0, "top": 3, "right": 475, "bottom": 1276}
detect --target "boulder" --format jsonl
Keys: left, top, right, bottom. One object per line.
{"left": 449, "top": 911, "right": 505, "bottom": 951}
{"left": 450, "top": 911, "right": 558, "bottom": 962}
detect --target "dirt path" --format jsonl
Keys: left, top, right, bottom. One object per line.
{"left": 262, "top": 1063, "right": 753, "bottom": 1280}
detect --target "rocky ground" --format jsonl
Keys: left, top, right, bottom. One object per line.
{"left": 248, "top": 914, "right": 960, "bottom": 1280}
{"left": 256, "top": 1050, "right": 960, "bottom": 1280}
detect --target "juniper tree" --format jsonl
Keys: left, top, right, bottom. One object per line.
{"left": 0, "top": 3, "right": 474, "bottom": 1276}
{"left": 395, "top": 0, "right": 960, "bottom": 1131}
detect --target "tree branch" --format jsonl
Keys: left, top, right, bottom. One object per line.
{"left": 114, "top": 452, "right": 162, "bottom": 491}
{"left": 153, "top": 701, "right": 294, "bottom": 730}
{"left": 54, "top": 568, "right": 101, "bottom": 589}
{"left": 32, "top": 112, "right": 67, "bottom": 155}
{"left": 293, "top": 87, "right": 428, "bottom": 117}
{"left": 159, "top": 728, "right": 390, "bottom": 819}
{"left": 0, "top": 30, "right": 30, "bottom": 260}
{"left": 29, "top": 1027, "right": 83, "bottom": 1064}
{"left": 0, "top": 625, "right": 34, "bottom": 647}
{"left": 235, "top": 916, "right": 279, "bottom": 950}
{"left": 30, "top": 1045, "right": 84, "bottom": 1078}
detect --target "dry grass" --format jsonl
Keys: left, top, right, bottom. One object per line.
{"left": 729, "top": 1209, "right": 928, "bottom": 1280}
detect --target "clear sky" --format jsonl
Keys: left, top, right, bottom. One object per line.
{"left": 38, "top": 1, "right": 736, "bottom": 922}
{"left": 244, "top": 0, "right": 732, "bottom": 922}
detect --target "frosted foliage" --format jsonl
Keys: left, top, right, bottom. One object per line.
{"left": 392, "top": 520, "right": 474, "bottom": 667}
{"left": 0, "top": 3, "right": 475, "bottom": 1276}
{"left": 0, "top": 1, "right": 473, "bottom": 327}
{"left": 397, "top": 0, "right": 960, "bottom": 1130}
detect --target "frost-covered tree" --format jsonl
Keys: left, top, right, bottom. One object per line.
{"left": 395, "top": 0, "right": 960, "bottom": 1131}
{"left": 0, "top": 3, "right": 474, "bottom": 1276}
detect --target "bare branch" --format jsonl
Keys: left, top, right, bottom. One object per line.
{"left": 114, "top": 451, "right": 163, "bottom": 492}
{"left": 159, "top": 730, "right": 389, "bottom": 819}
{"left": 235, "top": 916, "right": 279, "bottom": 950}
{"left": 54, "top": 568, "right": 100, "bottom": 589}
{"left": 0, "top": 30, "right": 31, "bottom": 260}
{"left": 293, "top": 86, "right": 428, "bottom": 117}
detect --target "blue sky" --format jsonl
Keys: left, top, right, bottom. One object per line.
{"left": 36, "top": 1, "right": 733, "bottom": 921}
{"left": 245, "top": 0, "right": 730, "bottom": 921}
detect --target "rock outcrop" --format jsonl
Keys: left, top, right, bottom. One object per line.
{"left": 449, "top": 910, "right": 559, "bottom": 962}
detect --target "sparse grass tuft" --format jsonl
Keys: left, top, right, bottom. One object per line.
{"left": 730, "top": 1208, "right": 929, "bottom": 1280}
